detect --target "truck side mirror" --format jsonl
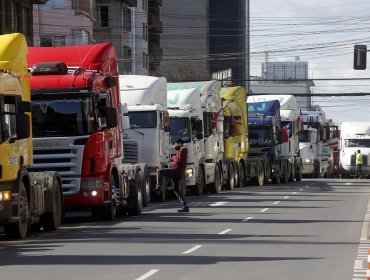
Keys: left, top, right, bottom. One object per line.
{"left": 196, "top": 132, "right": 203, "bottom": 140}
{"left": 121, "top": 115, "right": 130, "bottom": 130}
{"left": 105, "top": 76, "right": 116, "bottom": 88}
{"left": 195, "top": 119, "right": 203, "bottom": 133}
{"left": 276, "top": 130, "right": 284, "bottom": 144}
{"left": 354, "top": 44, "right": 367, "bottom": 70}
{"left": 16, "top": 114, "right": 30, "bottom": 140}
{"left": 105, "top": 107, "right": 118, "bottom": 128}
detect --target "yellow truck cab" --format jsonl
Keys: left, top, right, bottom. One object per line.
{"left": 0, "top": 33, "right": 63, "bottom": 239}
{"left": 220, "top": 86, "right": 264, "bottom": 188}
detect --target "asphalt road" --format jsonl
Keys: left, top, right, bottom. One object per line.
{"left": 1, "top": 178, "right": 370, "bottom": 280}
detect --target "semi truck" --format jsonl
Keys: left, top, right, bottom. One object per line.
{"left": 249, "top": 95, "right": 303, "bottom": 182}
{"left": 299, "top": 125, "right": 318, "bottom": 177}
{"left": 27, "top": 43, "right": 143, "bottom": 220}
{"left": 220, "top": 87, "right": 264, "bottom": 188}
{"left": 246, "top": 99, "right": 287, "bottom": 184}
{"left": 301, "top": 110, "right": 339, "bottom": 178}
{"left": 168, "top": 81, "right": 224, "bottom": 193}
{"left": 119, "top": 75, "right": 171, "bottom": 202}
{"left": 339, "top": 122, "right": 370, "bottom": 178}
{"left": 166, "top": 87, "right": 207, "bottom": 195}
{"left": 0, "top": 33, "right": 64, "bottom": 239}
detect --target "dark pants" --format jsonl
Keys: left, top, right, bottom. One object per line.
{"left": 159, "top": 169, "right": 187, "bottom": 207}
{"left": 356, "top": 164, "right": 362, "bottom": 178}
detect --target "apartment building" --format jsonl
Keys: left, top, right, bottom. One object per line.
{"left": 0, "top": 0, "right": 46, "bottom": 46}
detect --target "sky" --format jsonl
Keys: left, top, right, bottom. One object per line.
{"left": 250, "top": 1, "right": 370, "bottom": 127}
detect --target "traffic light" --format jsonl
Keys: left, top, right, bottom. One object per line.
{"left": 354, "top": 45, "right": 367, "bottom": 70}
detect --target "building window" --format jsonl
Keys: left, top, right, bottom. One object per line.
{"left": 72, "top": 29, "right": 90, "bottom": 45}
{"left": 123, "top": 46, "right": 132, "bottom": 73}
{"left": 22, "top": 7, "right": 31, "bottom": 37}
{"left": 123, "top": 6, "right": 132, "bottom": 32}
{"left": 142, "top": 0, "right": 147, "bottom": 13}
{"left": 40, "top": 0, "right": 66, "bottom": 9}
{"left": 40, "top": 36, "right": 66, "bottom": 47}
{"left": 95, "top": 5, "right": 109, "bottom": 28}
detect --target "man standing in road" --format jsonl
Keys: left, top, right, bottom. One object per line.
{"left": 159, "top": 138, "right": 189, "bottom": 212}
{"left": 356, "top": 149, "right": 363, "bottom": 178}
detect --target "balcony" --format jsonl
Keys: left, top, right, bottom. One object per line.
{"left": 121, "top": 0, "right": 137, "bottom": 7}
{"left": 148, "top": 15, "right": 163, "bottom": 33}
{"left": 32, "top": 0, "right": 48, "bottom": 3}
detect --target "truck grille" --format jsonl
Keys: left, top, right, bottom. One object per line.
{"left": 123, "top": 141, "right": 138, "bottom": 164}
{"left": 29, "top": 143, "right": 84, "bottom": 196}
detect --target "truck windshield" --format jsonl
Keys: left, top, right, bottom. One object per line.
{"left": 345, "top": 139, "right": 370, "bottom": 148}
{"left": 32, "top": 98, "right": 95, "bottom": 137}
{"left": 127, "top": 111, "right": 157, "bottom": 128}
{"left": 299, "top": 130, "right": 310, "bottom": 142}
{"left": 169, "top": 117, "right": 191, "bottom": 143}
{"left": 249, "top": 127, "right": 273, "bottom": 147}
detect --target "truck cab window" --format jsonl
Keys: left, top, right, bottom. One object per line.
{"left": 203, "top": 113, "right": 213, "bottom": 137}
{"left": 96, "top": 92, "right": 111, "bottom": 129}
{"left": 0, "top": 95, "right": 17, "bottom": 142}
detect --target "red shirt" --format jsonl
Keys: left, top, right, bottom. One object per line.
{"left": 172, "top": 146, "right": 188, "bottom": 178}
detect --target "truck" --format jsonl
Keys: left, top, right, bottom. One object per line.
{"left": 27, "top": 42, "right": 143, "bottom": 220}
{"left": 166, "top": 87, "right": 208, "bottom": 195}
{"left": 0, "top": 33, "right": 64, "bottom": 239}
{"left": 246, "top": 99, "right": 288, "bottom": 184}
{"left": 299, "top": 124, "right": 318, "bottom": 177}
{"left": 168, "top": 81, "right": 224, "bottom": 193}
{"left": 339, "top": 122, "right": 370, "bottom": 178}
{"left": 301, "top": 109, "right": 339, "bottom": 178}
{"left": 249, "top": 95, "right": 303, "bottom": 182}
{"left": 119, "top": 75, "right": 171, "bottom": 202}
{"left": 220, "top": 87, "right": 264, "bottom": 188}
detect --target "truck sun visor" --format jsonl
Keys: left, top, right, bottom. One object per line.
{"left": 31, "top": 61, "right": 68, "bottom": 75}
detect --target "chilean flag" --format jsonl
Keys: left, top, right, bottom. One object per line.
{"left": 281, "top": 123, "right": 290, "bottom": 143}
{"left": 211, "top": 106, "right": 224, "bottom": 129}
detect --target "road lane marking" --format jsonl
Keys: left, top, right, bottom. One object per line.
{"left": 305, "top": 186, "right": 310, "bottom": 188}
{"left": 210, "top": 201, "right": 228, "bottom": 207}
{"left": 273, "top": 201, "right": 280, "bottom": 205}
{"left": 260, "top": 208, "right": 269, "bottom": 213}
{"left": 292, "top": 192, "right": 298, "bottom": 195}
{"left": 283, "top": 196, "right": 290, "bottom": 199}
{"left": 354, "top": 259, "right": 363, "bottom": 269}
{"left": 243, "top": 217, "right": 254, "bottom": 222}
{"left": 299, "top": 188, "right": 304, "bottom": 191}
{"left": 135, "top": 269, "right": 159, "bottom": 280}
{"left": 183, "top": 245, "right": 202, "bottom": 254}
{"left": 218, "top": 229, "right": 232, "bottom": 235}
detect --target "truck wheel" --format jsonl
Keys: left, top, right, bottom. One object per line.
{"left": 139, "top": 164, "right": 150, "bottom": 207}
{"left": 4, "top": 182, "right": 30, "bottom": 239}
{"left": 238, "top": 162, "right": 247, "bottom": 187}
{"left": 127, "top": 173, "right": 143, "bottom": 216}
{"left": 281, "top": 163, "right": 289, "bottom": 183}
{"left": 272, "top": 167, "right": 281, "bottom": 184}
{"left": 210, "top": 164, "right": 222, "bottom": 193}
{"left": 295, "top": 165, "right": 302, "bottom": 181}
{"left": 264, "top": 160, "right": 271, "bottom": 183}
{"left": 192, "top": 166, "right": 205, "bottom": 195}
{"left": 256, "top": 161, "right": 265, "bottom": 187}
{"left": 288, "top": 162, "right": 295, "bottom": 182}
{"left": 226, "top": 162, "right": 235, "bottom": 190}
{"left": 41, "top": 179, "right": 63, "bottom": 231}
{"left": 101, "top": 175, "right": 118, "bottom": 221}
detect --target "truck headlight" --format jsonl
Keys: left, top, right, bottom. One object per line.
{"left": 185, "top": 168, "right": 193, "bottom": 178}
{"left": 0, "top": 191, "right": 11, "bottom": 201}
{"left": 81, "top": 179, "right": 105, "bottom": 190}
{"left": 305, "top": 159, "right": 313, "bottom": 164}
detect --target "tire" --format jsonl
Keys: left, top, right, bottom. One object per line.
{"left": 237, "top": 162, "right": 247, "bottom": 188}
{"left": 127, "top": 172, "right": 143, "bottom": 216}
{"left": 281, "top": 162, "right": 289, "bottom": 183}
{"left": 272, "top": 166, "right": 281, "bottom": 184}
{"left": 210, "top": 164, "right": 222, "bottom": 193}
{"left": 157, "top": 175, "right": 169, "bottom": 202}
{"left": 4, "top": 181, "right": 29, "bottom": 239}
{"left": 192, "top": 166, "right": 205, "bottom": 195}
{"left": 226, "top": 162, "right": 235, "bottom": 190}
{"left": 256, "top": 161, "right": 265, "bottom": 187}
{"left": 264, "top": 160, "right": 271, "bottom": 183}
{"left": 101, "top": 175, "right": 118, "bottom": 221}
{"left": 41, "top": 179, "right": 63, "bottom": 231}
{"left": 288, "top": 162, "right": 295, "bottom": 182}
{"left": 139, "top": 164, "right": 150, "bottom": 207}
{"left": 295, "top": 163, "right": 302, "bottom": 181}
{"left": 233, "top": 161, "right": 239, "bottom": 187}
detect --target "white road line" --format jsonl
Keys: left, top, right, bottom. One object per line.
{"left": 299, "top": 188, "right": 304, "bottom": 191}
{"left": 183, "top": 245, "right": 202, "bottom": 254}
{"left": 243, "top": 217, "right": 254, "bottom": 222}
{"left": 354, "top": 259, "right": 363, "bottom": 269}
{"left": 283, "top": 196, "right": 290, "bottom": 199}
{"left": 260, "top": 208, "right": 269, "bottom": 213}
{"left": 210, "top": 201, "right": 228, "bottom": 207}
{"left": 218, "top": 229, "right": 232, "bottom": 235}
{"left": 292, "top": 192, "right": 298, "bottom": 195}
{"left": 135, "top": 269, "right": 160, "bottom": 280}
{"left": 273, "top": 201, "right": 280, "bottom": 205}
